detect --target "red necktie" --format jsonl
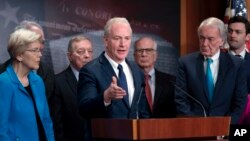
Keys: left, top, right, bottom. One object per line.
{"left": 145, "top": 74, "right": 153, "bottom": 112}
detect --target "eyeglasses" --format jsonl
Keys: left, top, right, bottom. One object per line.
{"left": 25, "top": 48, "right": 43, "bottom": 54}
{"left": 135, "top": 48, "right": 156, "bottom": 54}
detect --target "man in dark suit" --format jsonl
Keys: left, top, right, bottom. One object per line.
{"left": 51, "top": 35, "right": 93, "bottom": 141}
{"left": 77, "top": 17, "right": 150, "bottom": 119}
{"left": 0, "top": 20, "right": 54, "bottom": 101}
{"left": 227, "top": 16, "right": 250, "bottom": 124}
{"left": 227, "top": 16, "right": 250, "bottom": 93}
{"left": 175, "top": 17, "right": 247, "bottom": 124}
{"left": 134, "top": 37, "right": 176, "bottom": 118}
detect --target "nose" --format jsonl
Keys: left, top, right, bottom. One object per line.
{"left": 84, "top": 51, "right": 90, "bottom": 57}
{"left": 38, "top": 51, "right": 42, "bottom": 57}
{"left": 141, "top": 50, "right": 147, "bottom": 56}
{"left": 119, "top": 39, "right": 125, "bottom": 47}
{"left": 201, "top": 38, "right": 209, "bottom": 46}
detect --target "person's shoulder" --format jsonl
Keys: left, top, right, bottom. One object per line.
{"left": 244, "top": 52, "right": 250, "bottom": 61}
{"left": 221, "top": 52, "right": 242, "bottom": 61}
{"left": 56, "top": 66, "right": 70, "bottom": 76}
{"left": 178, "top": 52, "right": 201, "bottom": 64}
{"left": 38, "top": 61, "right": 55, "bottom": 75}
{"left": 55, "top": 66, "right": 74, "bottom": 81}
{"left": 0, "top": 71, "right": 10, "bottom": 83}
{"left": 220, "top": 52, "right": 244, "bottom": 67}
{"left": 180, "top": 52, "right": 200, "bottom": 60}
{"left": 0, "top": 59, "right": 11, "bottom": 74}
{"left": 155, "top": 69, "right": 176, "bottom": 81}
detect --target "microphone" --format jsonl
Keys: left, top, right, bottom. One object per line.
{"left": 171, "top": 81, "right": 207, "bottom": 117}
{"left": 136, "top": 83, "right": 146, "bottom": 119}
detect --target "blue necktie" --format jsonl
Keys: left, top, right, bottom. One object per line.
{"left": 117, "top": 64, "right": 129, "bottom": 105}
{"left": 206, "top": 58, "right": 214, "bottom": 103}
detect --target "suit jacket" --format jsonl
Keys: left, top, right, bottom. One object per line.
{"left": 51, "top": 66, "right": 90, "bottom": 141}
{"left": 37, "top": 61, "right": 55, "bottom": 101}
{"left": 0, "top": 59, "right": 55, "bottom": 101}
{"left": 0, "top": 65, "right": 54, "bottom": 141}
{"left": 77, "top": 52, "right": 150, "bottom": 119}
{"left": 175, "top": 52, "right": 247, "bottom": 124}
{"left": 152, "top": 69, "right": 177, "bottom": 118}
{"left": 244, "top": 52, "right": 250, "bottom": 93}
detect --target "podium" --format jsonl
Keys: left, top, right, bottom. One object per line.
{"left": 91, "top": 117, "right": 231, "bottom": 140}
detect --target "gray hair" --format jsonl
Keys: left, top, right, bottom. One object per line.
{"left": 103, "top": 17, "right": 132, "bottom": 37}
{"left": 67, "top": 35, "right": 92, "bottom": 52}
{"left": 197, "top": 17, "right": 227, "bottom": 43}
{"left": 15, "top": 20, "right": 43, "bottom": 31}
{"left": 134, "top": 37, "right": 158, "bottom": 51}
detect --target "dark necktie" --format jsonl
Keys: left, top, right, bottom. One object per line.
{"left": 145, "top": 74, "right": 153, "bottom": 112}
{"left": 235, "top": 54, "right": 242, "bottom": 59}
{"left": 205, "top": 58, "right": 214, "bottom": 103}
{"left": 117, "top": 64, "right": 129, "bottom": 105}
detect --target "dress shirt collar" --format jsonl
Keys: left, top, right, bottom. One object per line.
{"left": 204, "top": 50, "right": 220, "bottom": 62}
{"left": 70, "top": 65, "right": 79, "bottom": 81}
{"left": 104, "top": 52, "right": 126, "bottom": 69}
{"left": 229, "top": 46, "right": 246, "bottom": 58}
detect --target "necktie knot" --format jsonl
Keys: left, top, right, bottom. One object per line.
{"left": 145, "top": 74, "right": 151, "bottom": 81}
{"left": 207, "top": 58, "right": 213, "bottom": 65}
{"left": 235, "top": 55, "right": 242, "bottom": 59}
{"left": 118, "top": 64, "right": 123, "bottom": 71}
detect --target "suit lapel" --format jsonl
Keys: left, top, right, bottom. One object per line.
{"left": 65, "top": 67, "right": 77, "bottom": 95}
{"left": 196, "top": 54, "right": 208, "bottom": 100}
{"left": 154, "top": 70, "right": 162, "bottom": 109}
{"left": 99, "top": 53, "right": 117, "bottom": 83}
{"left": 7, "top": 65, "right": 29, "bottom": 96}
{"left": 29, "top": 73, "right": 44, "bottom": 119}
{"left": 99, "top": 53, "right": 130, "bottom": 108}
{"left": 127, "top": 60, "right": 140, "bottom": 108}
{"left": 213, "top": 53, "right": 230, "bottom": 102}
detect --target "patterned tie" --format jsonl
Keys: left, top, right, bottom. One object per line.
{"left": 145, "top": 74, "right": 153, "bottom": 112}
{"left": 206, "top": 58, "right": 214, "bottom": 103}
{"left": 117, "top": 64, "right": 129, "bottom": 105}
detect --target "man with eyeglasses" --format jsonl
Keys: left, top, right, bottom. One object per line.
{"left": 0, "top": 20, "right": 55, "bottom": 101}
{"left": 134, "top": 37, "right": 177, "bottom": 118}
{"left": 50, "top": 35, "right": 93, "bottom": 141}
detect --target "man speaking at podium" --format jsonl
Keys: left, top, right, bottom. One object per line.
{"left": 77, "top": 17, "right": 150, "bottom": 119}
{"left": 175, "top": 17, "right": 247, "bottom": 124}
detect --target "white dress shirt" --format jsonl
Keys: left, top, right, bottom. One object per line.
{"left": 104, "top": 53, "right": 135, "bottom": 106}
{"left": 204, "top": 50, "right": 220, "bottom": 85}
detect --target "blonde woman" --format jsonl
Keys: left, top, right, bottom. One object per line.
{"left": 0, "top": 28, "right": 54, "bottom": 141}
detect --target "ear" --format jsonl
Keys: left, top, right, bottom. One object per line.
{"left": 16, "top": 55, "right": 23, "bottom": 62}
{"left": 67, "top": 52, "right": 72, "bottom": 62}
{"left": 103, "top": 36, "right": 108, "bottom": 47}
{"left": 246, "top": 33, "right": 250, "bottom": 41}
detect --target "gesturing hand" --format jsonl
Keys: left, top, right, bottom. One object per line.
{"left": 104, "top": 76, "right": 127, "bottom": 103}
